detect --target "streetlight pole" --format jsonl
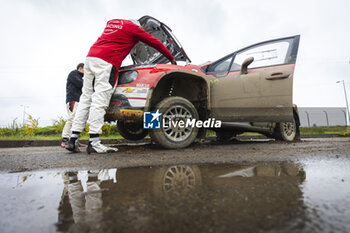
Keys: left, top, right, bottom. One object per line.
{"left": 341, "top": 110, "right": 347, "bottom": 126}
{"left": 323, "top": 110, "right": 329, "bottom": 126}
{"left": 336, "top": 80, "right": 350, "bottom": 126}
{"left": 305, "top": 111, "right": 310, "bottom": 128}
{"left": 20, "top": 105, "right": 29, "bottom": 125}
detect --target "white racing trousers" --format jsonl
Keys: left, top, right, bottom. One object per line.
{"left": 71, "top": 57, "right": 117, "bottom": 135}
{"left": 62, "top": 101, "right": 79, "bottom": 138}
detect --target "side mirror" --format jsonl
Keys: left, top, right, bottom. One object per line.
{"left": 240, "top": 57, "right": 254, "bottom": 75}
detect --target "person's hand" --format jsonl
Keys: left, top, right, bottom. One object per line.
{"left": 171, "top": 59, "right": 177, "bottom": 65}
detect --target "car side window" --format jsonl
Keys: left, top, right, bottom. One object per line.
{"left": 230, "top": 39, "right": 293, "bottom": 71}
{"left": 229, "top": 62, "right": 241, "bottom": 72}
{"left": 211, "top": 57, "right": 232, "bottom": 73}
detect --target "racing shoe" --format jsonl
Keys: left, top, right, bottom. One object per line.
{"left": 77, "top": 141, "right": 87, "bottom": 147}
{"left": 65, "top": 138, "right": 81, "bottom": 153}
{"left": 61, "top": 138, "right": 69, "bottom": 148}
{"left": 87, "top": 140, "right": 118, "bottom": 154}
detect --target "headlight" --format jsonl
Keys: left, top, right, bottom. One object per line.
{"left": 117, "top": 70, "right": 138, "bottom": 85}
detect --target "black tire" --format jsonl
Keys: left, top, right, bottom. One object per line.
{"left": 273, "top": 119, "right": 298, "bottom": 141}
{"left": 215, "top": 131, "right": 237, "bottom": 142}
{"left": 149, "top": 96, "right": 199, "bottom": 149}
{"left": 117, "top": 120, "right": 148, "bottom": 141}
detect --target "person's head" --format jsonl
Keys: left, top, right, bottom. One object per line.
{"left": 76, "top": 63, "right": 84, "bottom": 74}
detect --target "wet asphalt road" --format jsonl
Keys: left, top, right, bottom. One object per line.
{"left": 0, "top": 138, "right": 349, "bottom": 172}
{"left": 0, "top": 138, "right": 349, "bottom": 233}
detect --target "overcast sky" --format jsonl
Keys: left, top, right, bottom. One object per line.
{"left": 0, "top": 0, "right": 349, "bottom": 126}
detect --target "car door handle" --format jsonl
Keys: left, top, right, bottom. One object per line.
{"left": 266, "top": 73, "right": 290, "bottom": 80}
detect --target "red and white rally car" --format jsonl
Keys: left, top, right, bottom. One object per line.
{"left": 105, "top": 16, "right": 300, "bottom": 149}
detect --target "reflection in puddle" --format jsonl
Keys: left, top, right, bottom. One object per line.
{"left": 301, "top": 159, "right": 350, "bottom": 232}
{"left": 0, "top": 160, "right": 349, "bottom": 233}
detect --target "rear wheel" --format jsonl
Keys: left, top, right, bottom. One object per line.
{"left": 117, "top": 121, "right": 148, "bottom": 141}
{"left": 149, "top": 96, "right": 199, "bottom": 149}
{"left": 273, "top": 120, "right": 297, "bottom": 141}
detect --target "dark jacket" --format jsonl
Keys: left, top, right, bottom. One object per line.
{"left": 66, "top": 70, "right": 83, "bottom": 104}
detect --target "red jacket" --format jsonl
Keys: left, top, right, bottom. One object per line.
{"left": 87, "top": 19, "right": 174, "bottom": 69}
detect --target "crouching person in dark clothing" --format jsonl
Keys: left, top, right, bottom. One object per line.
{"left": 61, "top": 63, "right": 86, "bottom": 147}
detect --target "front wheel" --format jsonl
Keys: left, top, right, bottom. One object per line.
{"left": 149, "top": 96, "right": 199, "bottom": 149}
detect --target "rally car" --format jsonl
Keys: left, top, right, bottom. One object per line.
{"left": 105, "top": 16, "right": 301, "bottom": 149}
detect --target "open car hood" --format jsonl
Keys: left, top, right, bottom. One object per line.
{"left": 130, "top": 16, "right": 191, "bottom": 65}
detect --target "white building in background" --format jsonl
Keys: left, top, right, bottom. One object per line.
{"left": 298, "top": 107, "right": 347, "bottom": 127}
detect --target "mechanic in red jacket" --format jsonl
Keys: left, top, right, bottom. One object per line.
{"left": 66, "top": 19, "right": 176, "bottom": 154}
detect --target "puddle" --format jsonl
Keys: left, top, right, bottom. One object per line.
{"left": 0, "top": 159, "right": 349, "bottom": 233}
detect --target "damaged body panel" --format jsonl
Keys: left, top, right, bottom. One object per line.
{"left": 104, "top": 15, "right": 300, "bottom": 148}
